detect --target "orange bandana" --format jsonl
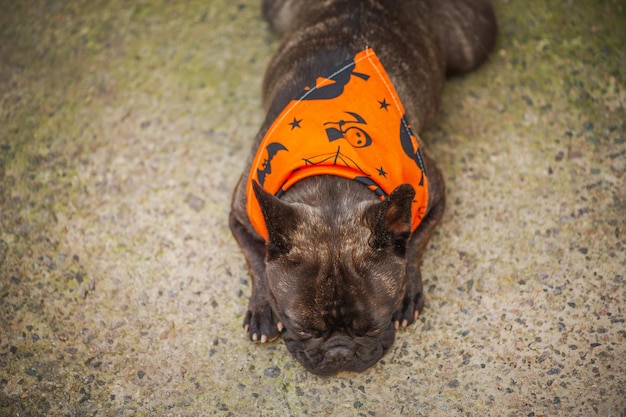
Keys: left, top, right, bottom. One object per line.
{"left": 246, "top": 49, "right": 428, "bottom": 241}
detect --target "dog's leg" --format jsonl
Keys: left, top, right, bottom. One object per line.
{"left": 394, "top": 151, "right": 446, "bottom": 328}
{"left": 261, "top": 0, "right": 299, "bottom": 34}
{"left": 229, "top": 212, "right": 282, "bottom": 343}
{"left": 433, "top": 0, "right": 498, "bottom": 74}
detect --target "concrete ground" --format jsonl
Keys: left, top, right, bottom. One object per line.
{"left": 0, "top": 0, "right": 624, "bottom": 416}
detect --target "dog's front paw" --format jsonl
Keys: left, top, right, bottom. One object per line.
{"left": 392, "top": 288, "right": 425, "bottom": 329}
{"left": 243, "top": 298, "right": 283, "bottom": 343}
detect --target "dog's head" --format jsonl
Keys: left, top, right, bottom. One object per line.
{"left": 252, "top": 180, "right": 415, "bottom": 375}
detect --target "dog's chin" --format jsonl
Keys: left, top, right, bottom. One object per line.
{"left": 283, "top": 327, "right": 396, "bottom": 376}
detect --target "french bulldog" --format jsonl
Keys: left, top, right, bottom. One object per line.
{"left": 229, "top": 0, "right": 497, "bottom": 375}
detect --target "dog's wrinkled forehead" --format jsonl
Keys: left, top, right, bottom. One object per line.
{"left": 268, "top": 226, "right": 404, "bottom": 326}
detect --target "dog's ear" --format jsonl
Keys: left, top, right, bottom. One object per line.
{"left": 366, "top": 184, "right": 415, "bottom": 256}
{"left": 252, "top": 181, "right": 297, "bottom": 260}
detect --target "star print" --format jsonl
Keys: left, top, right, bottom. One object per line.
{"left": 378, "top": 98, "right": 390, "bottom": 111}
{"left": 377, "top": 166, "right": 388, "bottom": 177}
{"left": 289, "top": 117, "right": 302, "bottom": 130}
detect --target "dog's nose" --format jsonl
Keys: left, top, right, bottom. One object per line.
{"left": 324, "top": 346, "right": 354, "bottom": 361}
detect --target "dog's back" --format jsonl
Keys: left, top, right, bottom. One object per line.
{"left": 261, "top": 0, "right": 497, "bottom": 133}
{"left": 263, "top": 0, "right": 497, "bottom": 72}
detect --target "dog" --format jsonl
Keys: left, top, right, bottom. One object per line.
{"left": 229, "top": 0, "right": 497, "bottom": 375}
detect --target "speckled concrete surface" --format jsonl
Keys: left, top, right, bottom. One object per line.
{"left": 0, "top": 0, "right": 624, "bottom": 416}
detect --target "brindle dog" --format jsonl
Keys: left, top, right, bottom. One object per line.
{"left": 230, "top": 0, "right": 497, "bottom": 375}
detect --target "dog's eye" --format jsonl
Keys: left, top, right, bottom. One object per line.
{"left": 366, "top": 327, "right": 382, "bottom": 337}
{"left": 290, "top": 328, "right": 313, "bottom": 339}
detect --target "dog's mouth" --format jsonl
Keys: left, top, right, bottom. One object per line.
{"left": 284, "top": 327, "right": 396, "bottom": 376}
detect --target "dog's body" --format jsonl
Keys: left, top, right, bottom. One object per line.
{"left": 230, "top": 0, "right": 497, "bottom": 375}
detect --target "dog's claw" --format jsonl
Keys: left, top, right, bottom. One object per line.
{"left": 243, "top": 299, "right": 281, "bottom": 342}
{"left": 277, "top": 321, "right": 284, "bottom": 332}
{"left": 248, "top": 330, "right": 273, "bottom": 344}
{"left": 392, "top": 290, "right": 425, "bottom": 328}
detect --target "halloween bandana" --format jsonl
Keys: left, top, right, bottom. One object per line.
{"left": 246, "top": 48, "right": 429, "bottom": 241}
